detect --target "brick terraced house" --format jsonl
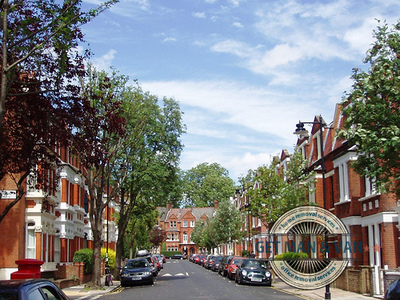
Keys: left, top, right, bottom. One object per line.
{"left": 0, "top": 145, "right": 117, "bottom": 280}
{"left": 157, "top": 201, "right": 218, "bottom": 256}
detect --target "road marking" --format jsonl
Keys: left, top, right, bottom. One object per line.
{"left": 161, "top": 273, "right": 190, "bottom": 277}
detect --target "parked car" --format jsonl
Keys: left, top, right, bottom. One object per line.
{"left": 189, "top": 254, "right": 199, "bottom": 262}
{"left": 386, "top": 278, "right": 400, "bottom": 299}
{"left": 170, "top": 253, "right": 184, "bottom": 259}
{"left": 211, "top": 256, "right": 223, "bottom": 272}
{"left": 120, "top": 258, "right": 154, "bottom": 287}
{"left": 0, "top": 279, "right": 70, "bottom": 299}
{"left": 200, "top": 255, "right": 207, "bottom": 267}
{"left": 153, "top": 254, "right": 164, "bottom": 269}
{"left": 160, "top": 254, "right": 166, "bottom": 263}
{"left": 152, "top": 255, "right": 162, "bottom": 271}
{"left": 204, "top": 255, "right": 216, "bottom": 269}
{"left": 227, "top": 257, "right": 244, "bottom": 280}
{"left": 194, "top": 255, "right": 201, "bottom": 264}
{"left": 136, "top": 250, "right": 158, "bottom": 276}
{"left": 235, "top": 258, "right": 272, "bottom": 286}
{"left": 218, "top": 255, "right": 234, "bottom": 276}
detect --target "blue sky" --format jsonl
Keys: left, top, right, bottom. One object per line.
{"left": 81, "top": 0, "right": 400, "bottom": 183}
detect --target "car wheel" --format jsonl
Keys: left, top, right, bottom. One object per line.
{"left": 121, "top": 282, "right": 127, "bottom": 287}
{"left": 238, "top": 275, "right": 243, "bottom": 285}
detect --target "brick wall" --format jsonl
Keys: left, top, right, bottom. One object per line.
{"left": 332, "top": 266, "right": 372, "bottom": 295}
{"left": 0, "top": 176, "right": 26, "bottom": 269}
{"left": 381, "top": 223, "right": 399, "bottom": 268}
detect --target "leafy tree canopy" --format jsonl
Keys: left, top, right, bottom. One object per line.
{"left": 339, "top": 20, "right": 400, "bottom": 197}
{"left": 245, "top": 151, "right": 315, "bottom": 228}
{"left": 181, "top": 162, "right": 235, "bottom": 207}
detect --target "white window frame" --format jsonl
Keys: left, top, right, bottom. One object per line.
{"left": 333, "top": 152, "right": 356, "bottom": 203}
{"left": 183, "top": 233, "right": 188, "bottom": 243}
{"left": 26, "top": 223, "right": 36, "bottom": 259}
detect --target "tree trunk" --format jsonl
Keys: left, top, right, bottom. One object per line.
{"left": 0, "top": 0, "right": 9, "bottom": 130}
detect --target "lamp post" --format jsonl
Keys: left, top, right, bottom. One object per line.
{"left": 106, "top": 176, "right": 109, "bottom": 269}
{"left": 294, "top": 115, "right": 331, "bottom": 300}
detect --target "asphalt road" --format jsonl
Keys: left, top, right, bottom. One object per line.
{"left": 102, "top": 259, "right": 303, "bottom": 300}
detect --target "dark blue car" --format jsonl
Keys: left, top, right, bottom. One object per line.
{"left": 0, "top": 279, "right": 69, "bottom": 299}
{"left": 386, "top": 278, "right": 400, "bottom": 300}
{"left": 120, "top": 258, "right": 154, "bottom": 287}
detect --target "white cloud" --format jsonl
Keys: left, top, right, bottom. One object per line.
{"left": 193, "top": 12, "right": 206, "bottom": 18}
{"left": 163, "top": 37, "right": 177, "bottom": 42}
{"left": 91, "top": 49, "right": 117, "bottom": 71}
{"left": 232, "top": 22, "right": 243, "bottom": 28}
{"left": 343, "top": 19, "right": 378, "bottom": 54}
{"left": 211, "top": 39, "right": 253, "bottom": 58}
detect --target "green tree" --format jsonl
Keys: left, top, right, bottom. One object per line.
{"left": 190, "top": 220, "right": 217, "bottom": 252}
{"left": 245, "top": 151, "right": 315, "bottom": 228}
{"left": 339, "top": 20, "right": 400, "bottom": 197}
{"left": 0, "top": 0, "right": 117, "bottom": 128}
{"left": 113, "top": 83, "right": 184, "bottom": 279}
{"left": 124, "top": 204, "right": 158, "bottom": 259}
{"left": 212, "top": 198, "right": 243, "bottom": 245}
{"left": 0, "top": 0, "right": 116, "bottom": 223}
{"left": 73, "top": 65, "right": 128, "bottom": 287}
{"left": 181, "top": 162, "right": 235, "bottom": 207}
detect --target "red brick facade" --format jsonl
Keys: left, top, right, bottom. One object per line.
{"left": 0, "top": 145, "right": 116, "bottom": 280}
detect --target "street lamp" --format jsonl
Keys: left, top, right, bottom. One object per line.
{"left": 294, "top": 115, "right": 331, "bottom": 300}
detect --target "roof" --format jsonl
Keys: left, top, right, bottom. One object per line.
{"left": 157, "top": 206, "right": 215, "bottom": 222}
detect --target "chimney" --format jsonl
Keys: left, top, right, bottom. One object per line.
{"left": 214, "top": 200, "right": 219, "bottom": 209}
{"left": 166, "top": 202, "right": 172, "bottom": 211}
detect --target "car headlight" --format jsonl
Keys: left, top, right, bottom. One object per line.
{"left": 144, "top": 271, "right": 152, "bottom": 275}
{"left": 121, "top": 273, "right": 129, "bottom": 278}
{"left": 242, "top": 270, "right": 247, "bottom": 276}
{"left": 265, "top": 271, "right": 271, "bottom": 277}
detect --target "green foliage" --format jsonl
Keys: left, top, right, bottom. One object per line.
{"left": 124, "top": 205, "right": 159, "bottom": 257}
{"left": 212, "top": 199, "right": 244, "bottom": 244}
{"left": 101, "top": 248, "right": 116, "bottom": 270}
{"left": 181, "top": 163, "right": 235, "bottom": 207}
{"left": 245, "top": 151, "right": 315, "bottom": 227}
{"left": 274, "top": 252, "right": 309, "bottom": 261}
{"left": 338, "top": 20, "right": 400, "bottom": 197}
{"left": 160, "top": 251, "right": 182, "bottom": 258}
{"left": 73, "top": 248, "right": 93, "bottom": 275}
{"left": 241, "top": 250, "right": 250, "bottom": 257}
{"left": 191, "top": 199, "right": 243, "bottom": 251}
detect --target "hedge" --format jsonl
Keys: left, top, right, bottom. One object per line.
{"left": 160, "top": 250, "right": 183, "bottom": 258}
{"left": 73, "top": 248, "right": 93, "bottom": 275}
{"left": 73, "top": 247, "right": 117, "bottom": 274}
{"left": 274, "top": 252, "right": 309, "bottom": 261}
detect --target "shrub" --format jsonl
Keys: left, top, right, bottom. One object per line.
{"left": 241, "top": 250, "right": 250, "bottom": 257}
{"left": 73, "top": 248, "right": 93, "bottom": 275}
{"left": 160, "top": 250, "right": 183, "bottom": 258}
{"left": 101, "top": 248, "right": 116, "bottom": 270}
{"left": 274, "top": 252, "right": 309, "bottom": 261}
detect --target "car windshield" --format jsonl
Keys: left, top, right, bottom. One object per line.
{"left": 242, "top": 260, "right": 266, "bottom": 268}
{"left": 232, "top": 258, "right": 242, "bottom": 265}
{"left": 125, "top": 260, "right": 148, "bottom": 269}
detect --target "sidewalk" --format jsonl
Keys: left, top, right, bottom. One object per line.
{"left": 273, "top": 278, "right": 378, "bottom": 300}
{"left": 63, "top": 278, "right": 121, "bottom": 299}
{"left": 63, "top": 277, "right": 378, "bottom": 300}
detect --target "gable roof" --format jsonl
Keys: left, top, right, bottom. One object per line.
{"left": 157, "top": 206, "right": 215, "bottom": 222}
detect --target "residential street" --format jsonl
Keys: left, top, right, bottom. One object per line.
{"left": 67, "top": 259, "right": 302, "bottom": 300}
